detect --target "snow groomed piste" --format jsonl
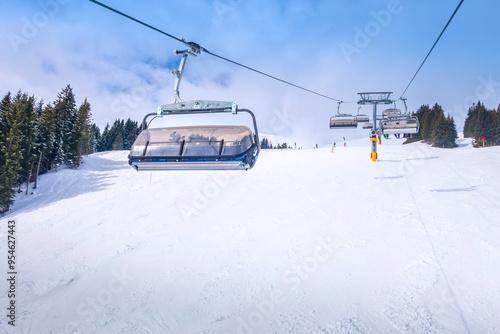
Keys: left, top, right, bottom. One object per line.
{"left": 3, "top": 136, "right": 500, "bottom": 333}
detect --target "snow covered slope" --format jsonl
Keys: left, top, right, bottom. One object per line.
{"left": 1, "top": 136, "right": 500, "bottom": 333}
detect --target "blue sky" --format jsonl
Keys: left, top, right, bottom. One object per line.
{"left": 1, "top": 0, "right": 499, "bottom": 146}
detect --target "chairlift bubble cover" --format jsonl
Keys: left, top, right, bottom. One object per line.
{"left": 382, "top": 108, "right": 402, "bottom": 117}
{"left": 362, "top": 122, "right": 373, "bottom": 129}
{"left": 356, "top": 114, "right": 370, "bottom": 123}
{"left": 129, "top": 125, "right": 259, "bottom": 170}
{"left": 381, "top": 116, "right": 419, "bottom": 134}
{"left": 330, "top": 115, "right": 358, "bottom": 129}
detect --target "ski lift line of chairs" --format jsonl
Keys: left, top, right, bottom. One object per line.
{"left": 128, "top": 100, "right": 260, "bottom": 171}
{"left": 330, "top": 101, "right": 358, "bottom": 129}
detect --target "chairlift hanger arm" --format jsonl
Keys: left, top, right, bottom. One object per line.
{"left": 336, "top": 101, "right": 342, "bottom": 115}
{"left": 401, "top": 98, "right": 408, "bottom": 113}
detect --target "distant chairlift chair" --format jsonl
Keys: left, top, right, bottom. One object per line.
{"left": 382, "top": 108, "right": 402, "bottom": 117}
{"left": 330, "top": 102, "right": 358, "bottom": 129}
{"left": 355, "top": 107, "right": 370, "bottom": 123}
{"left": 381, "top": 115, "right": 419, "bottom": 135}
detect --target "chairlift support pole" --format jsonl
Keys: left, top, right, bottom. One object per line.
{"left": 172, "top": 52, "right": 189, "bottom": 103}
{"left": 402, "top": 98, "right": 408, "bottom": 114}
{"left": 172, "top": 40, "right": 202, "bottom": 103}
{"left": 358, "top": 92, "right": 393, "bottom": 162}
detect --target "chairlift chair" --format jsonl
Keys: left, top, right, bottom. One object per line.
{"left": 128, "top": 46, "right": 260, "bottom": 171}
{"left": 355, "top": 107, "right": 369, "bottom": 123}
{"left": 362, "top": 122, "right": 373, "bottom": 130}
{"left": 382, "top": 108, "right": 401, "bottom": 117}
{"left": 381, "top": 116, "right": 419, "bottom": 135}
{"left": 129, "top": 100, "right": 259, "bottom": 171}
{"left": 356, "top": 114, "right": 369, "bottom": 123}
{"left": 330, "top": 102, "right": 358, "bottom": 129}
{"left": 330, "top": 114, "right": 358, "bottom": 129}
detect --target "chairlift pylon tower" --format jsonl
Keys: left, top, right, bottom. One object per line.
{"left": 357, "top": 92, "right": 393, "bottom": 162}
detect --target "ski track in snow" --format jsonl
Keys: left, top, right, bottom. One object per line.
{"left": 1, "top": 136, "right": 499, "bottom": 333}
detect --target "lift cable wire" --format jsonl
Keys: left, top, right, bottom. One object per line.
{"left": 89, "top": 0, "right": 342, "bottom": 102}
{"left": 203, "top": 50, "right": 341, "bottom": 102}
{"left": 399, "top": 0, "right": 465, "bottom": 99}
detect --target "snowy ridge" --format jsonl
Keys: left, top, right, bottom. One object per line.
{"left": 1, "top": 136, "right": 500, "bottom": 333}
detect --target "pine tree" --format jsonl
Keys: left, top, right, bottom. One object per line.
{"left": 69, "top": 98, "right": 93, "bottom": 168}
{"left": 112, "top": 121, "right": 124, "bottom": 150}
{"left": 98, "top": 123, "right": 110, "bottom": 151}
{"left": 51, "top": 85, "right": 77, "bottom": 167}
{"left": 0, "top": 92, "right": 26, "bottom": 212}
{"left": 413, "top": 104, "right": 431, "bottom": 140}
{"left": 13, "top": 92, "right": 37, "bottom": 188}
{"left": 91, "top": 123, "right": 100, "bottom": 153}
{"left": 431, "top": 112, "right": 446, "bottom": 147}
{"left": 123, "top": 118, "right": 139, "bottom": 150}
{"left": 421, "top": 104, "right": 442, "bottom": 141}
{"left": 476, "top": 106, "right": 496, "bottom": 145}
{"left": 431, "top": 113, "right": 458, "bottom": 148}
{"left": 0, "top": 92, "right": 12, "bottom": 212}
{"left": 464, "top": 102, "right": 500, "bottom": 147}
{"left": 420, "top": 112, "right": 433, "bottom": 141}
{"left": 260, "top": 138, "right": 270, "bottom": 149}
{"left": 446, "top": 115, "right": 458, "bottom": 148}
{"left": 32, "top": 100, "right": 48, "bottom": 189}
{"left": 0, "top": 92, "right": 11, "bottom": 136}
{"left": 39, "top": 103, "right": 58, "bottom": 171}
{"left": 463, "top": 102, "right": 482, "bottom": 139}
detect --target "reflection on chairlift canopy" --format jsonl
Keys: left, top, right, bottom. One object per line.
{"left": 129, "top": 101, "right": 260, "bottom": 171}
{"left": 382, "top": 108, "right": 402, "bottom": 117}
{"left": 381, "top": 116, "right": 420, "bottom": 134}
